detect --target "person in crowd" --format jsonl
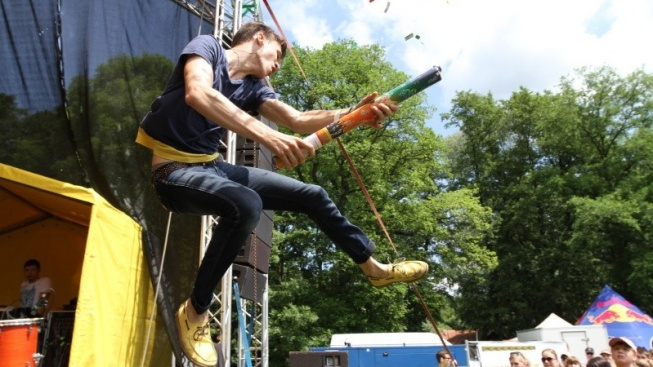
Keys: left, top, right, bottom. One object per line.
{"left": 636, "top": 347, "right": 647, "bottom": 359}
{"left": 584, "top": 348, "right": 598, "bottom": 366}
{"left": 610, "top": 337, "right": 638, "bottom": 367}
{"left": 136, "top": 21, "right": 429, "bottom": 367}
{"left": 17, "top": 258, "right": 52, "bottom": 317}
{"left": 588, "top": 356, "right": 613, "bottom": 367}
{"left": 602, "top": 349, "right": 616, "bottom": 367}
{"left": 542, "top": 348, "right": 563, "bottom": 367}
{"left": 437, "top": 349, "right": 454, "bottom": 367}
{"left": 510, "top": 351, "right": 531, "bottom": 367}
{"left": 562, "top": 355, "right": 569, "bottom": 363}
{"left": 565, "top": 356, "right": 583, "bottom": 367}
{"left": 602, "top": 350, "right": 613, "bottom": 358}
{"left": 636, "top": 347, "right": 652, "bottom": 367}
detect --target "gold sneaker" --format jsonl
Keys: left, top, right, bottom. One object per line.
{"left": 367, "top": 260, "right": 429, "bottom": 288}
{"left": 175, "top": 301, "right": 218, "bottom": 367}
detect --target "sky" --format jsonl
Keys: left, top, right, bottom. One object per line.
{"left": 262, "top": 0, "right": 653, "bottom": 136}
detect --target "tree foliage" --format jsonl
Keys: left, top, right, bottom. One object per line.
{"left": 443, "top": 66, "right": 653, "bottom": 338}
{"left": 268, "top": 40, "right": 495, "bottom": 364}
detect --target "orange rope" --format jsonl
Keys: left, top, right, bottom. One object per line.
{"left": 338, "top": 135, "right": 456, "bottom": 360}
{"left": 336, "top": 138, "right": 399, "bottom": 255}
{"left": 262, "top": 0, "right": 308, "bottom": 81}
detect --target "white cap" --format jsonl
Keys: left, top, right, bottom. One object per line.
{"left": 609, "top": 337, "right": 636, "bottom": 350}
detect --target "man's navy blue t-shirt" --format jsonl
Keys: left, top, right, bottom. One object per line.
{"left": 137, "top": 35, "right": 276, "bottom": 161}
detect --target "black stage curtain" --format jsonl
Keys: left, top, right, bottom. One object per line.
{"left": 0, "top": 0, "right": 216, "bottom": 364}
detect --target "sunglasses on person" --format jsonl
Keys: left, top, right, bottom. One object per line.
{"left": 542, "top": 357, "right": 555, "bottom": 363}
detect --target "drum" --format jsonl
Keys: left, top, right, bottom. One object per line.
{"left": 0, "top": 318, "right": 42, "bottom": 366}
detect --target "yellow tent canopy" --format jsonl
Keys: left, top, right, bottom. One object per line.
{"left": 0, "top": 163, "right": 163, "bottom": 366}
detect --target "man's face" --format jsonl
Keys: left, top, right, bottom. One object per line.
{"left": 255, "top": 35, "right": 282, "bottom": 78}
{"left": 440, "top": 354, "right": 452, "bottom": 365}
{"left": 611, "top": 343, "right": 637, "bottom": 366}
{"left": 24, "top": 265, "right": 40, "bottom": 282}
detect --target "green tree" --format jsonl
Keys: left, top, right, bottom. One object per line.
{"left": 561, "top": 67, "right": 653, "bottom": 306}
{"left": 268, "top": 40, "right": 495, "bottom": 364}
{"left": 443, "top": 66, "right": 653, "bottom": 338}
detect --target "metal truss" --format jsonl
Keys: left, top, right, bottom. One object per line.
{"left": 169, "top": 0, "right": 262, "bottom": 41}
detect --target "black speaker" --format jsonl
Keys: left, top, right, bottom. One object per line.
{"left": 231, "top": 264, "right": 267, "bottom": 302}
{"left": 41, "top": 311, "right": 75, "bottom": 367}
{"left": 235, "top": 210, "right": 273, "bottom": 273}
{"left": 255, "top": 210, "right": 274, "bottom": 246}
{"left": 235, "top": 233, "right": 271, "bottom": 274}
{"left": 235, "top": 148, "right": 273, "bottom": 171}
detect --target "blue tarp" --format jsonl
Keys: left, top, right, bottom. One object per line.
{"left": 576, "top": 285, "right": 653, "bottom": 348}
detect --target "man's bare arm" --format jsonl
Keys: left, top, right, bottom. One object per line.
{"left": 183, "top": 55, "right": 313, "bottom": 168}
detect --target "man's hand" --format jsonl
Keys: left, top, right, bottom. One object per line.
{"left": 265, "top": 130, "right": 316, "bottom": 169}
{"left": 352, "top": 91, "right": 398, "bottom": 129}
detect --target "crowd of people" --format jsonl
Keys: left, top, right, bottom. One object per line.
{"left": 435, "top": 337, "right": 652, "bottom": 367}
{"left": 505, "top": 338, "right": 653, "bottom": 367}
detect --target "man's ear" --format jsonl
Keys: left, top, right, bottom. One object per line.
{"left": 255, "top": 32, "right": 265, "bottom": 46}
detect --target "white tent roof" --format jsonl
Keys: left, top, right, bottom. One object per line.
{"left": 536, "top": 313, "right": 573, "bottom": 328}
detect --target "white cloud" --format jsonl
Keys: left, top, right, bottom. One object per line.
{"left": 263, "top": 0, "right": 653, "bottom": 135}
{"left": 266, "top": 0, "right": 334, "bottom": 49}
{"left": 598, "top": 0, "right": 653, "bottom": 72}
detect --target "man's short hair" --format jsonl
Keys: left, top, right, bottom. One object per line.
{"left": 437, "top": 349, "right": 451, "bottom": 362}
{"left": 232, "top": 22, "right": 287, "bottom": 59}
{"left": 24, "top": 258, "right": 41, "bottom": 270}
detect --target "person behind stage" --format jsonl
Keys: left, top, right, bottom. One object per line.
{"left": 19, "top": 258, "right": 52, "bottom": 317}
{"left": 136, "top": 21, "right": 429, "bottom": 367}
